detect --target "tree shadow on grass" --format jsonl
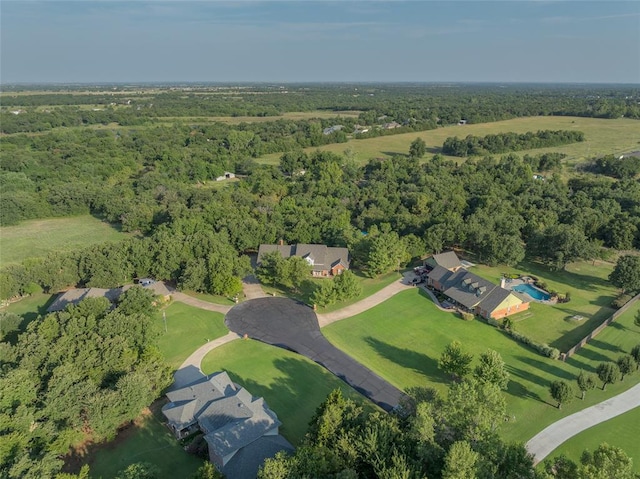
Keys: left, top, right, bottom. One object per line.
{"left": 364, "top": 336, "right": 447, "bottom": 386}
{"left": 514, "top": 355, "right": 575, "bottom": 382}
{"left": 588, "top": 338, "right": 623, "bottom": 354}
{"left": 505, "top": 366, "right": 552, "bottom": 406}
{"left": 564, "top": 356, "right": 597, "bottom": 374}
{"left": 221, "top": 355, "right": 355, "bottom": 446}
{"left": 572, "top": 346, "right": 612, "bottom": 364}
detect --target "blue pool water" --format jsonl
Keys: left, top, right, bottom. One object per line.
{"left": 513, "top": 283, "right": 551, "bottom": 301}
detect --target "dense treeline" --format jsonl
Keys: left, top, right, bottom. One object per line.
{"left": 0, "top": 287, "right": 170, "bottom": 478}
{"left": 3, "top": 148, "right": 640, "bottom": 301}
{"left": 442, "top": 130, "right": 584, "bottom": 157}
{"left": 2, "top": 84, "right": 639, "bottom": 134}
{"left": 258, "top": 386, "right": 639, "bottom": 479}
{"left": 590, "top": 154, "right": 640, "bottom": 180}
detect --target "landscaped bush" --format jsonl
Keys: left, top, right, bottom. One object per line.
{"left": 505, "top": 329, "right": 560, "bottom": 359}
{"left": 460, "top": 311, "right": 475, "bottom": 321}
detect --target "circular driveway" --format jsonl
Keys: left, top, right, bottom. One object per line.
{"left": 225, "top": 297, "right": 406, "bottom": 412}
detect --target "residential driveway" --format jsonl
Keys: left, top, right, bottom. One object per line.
{"left": 242, "top": 274, "right": 269, "bottom": 300}
{"left": 225, "top": 297, "right": 407, "bottom": 412}
{"left": 525, "top": 383, "right": 640, "bottom": 464}
{"left": 317, "top": 273, "right": 413, "bottom": 327}
{"left": 171, "top": 292, "right": 233, "bottom": 314}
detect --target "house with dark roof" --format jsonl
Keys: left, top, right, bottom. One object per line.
{"left": 425, "top": 252, "right": 529, "bottom": 319}
{"left": 46, "top": 282, "right": 171, "bottom": 313}
{"left": 162, "top": 371, "right": 293, "bottom": 478}
{"left": 257, "top": 243, "right": 350, "bottom": 277}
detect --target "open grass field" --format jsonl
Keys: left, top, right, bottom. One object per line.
{"left": 156, "top": 302, "right": 228, "bottom": 369}
{"left": 468, "top": 259, "right": 617, "bottom": 352}
{"left": 0, "top": 215, "right": 129, "bottom": 267}
{"left": 542, "top": 405, "right": 640, "bottom": 472}
{"left": 257, "top": 116, "right": 640, "bottom": 166}
{"left": 201, "top": 339, "right": 368, "bottom": 446}
{"left": 321, "top": 287, "right": 640, "bottom": 444}
{"left": 87, "top": 405, "right": 203, "bottom": 479}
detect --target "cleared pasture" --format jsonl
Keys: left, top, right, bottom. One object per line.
{"left": 257, "top": 116, "right": 640, "bottom": 165}
{"left": 0, "top": 215, "right": 130, "bottom": 267}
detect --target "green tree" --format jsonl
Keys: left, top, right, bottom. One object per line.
{"left": 365, "top": 230, "right": 409, "bottom": 277}
{"left": 115, "top": 462, "right": 159, "bottom": 479}
{"left": 409, "top": 137, "right": 427, "bottom": 159}
{"left": 549, "top": 380, "right": 573, "bottom": 409}
{"left": 579, "top": 443, "right": 636, "bottom": 479}
{"left": 439, "top": 341, "right": 474, "bottom": 381}
{"left": 543, "top": 454, "right": 579, "bottom": 479}
{"left": 442, "top": 441, "right": 478, "bottom": 479}
{"left": 192, "top": 462, "right": 225, "bottom": 479}
{"left": 609, "top": 255, "right": 640, "bottom": 293}
{"left": 256, "top": 251, "right": 285, "bottom": 287}
{"left": 310, "top": 280, "right": 336, "bottom": 308}
{"left": 473, "top": 349, "right": 510, "bottom": 390}
{"left": 616, "top": 355, "right": 636, "bottom": 380}
{"left": 630, "top": 344, "right": 640, "bottom": 369}
{"left": 576, "top": 370, "right": 597, "bottom": 400}
{"left": 281, "top": 256, "right": 312, "bottom": 292}
{"left": 596, "top": 362, "right": 620, "bottom": 390}
{"left": 332, "top": 270, "right": 362, "bottom": 301}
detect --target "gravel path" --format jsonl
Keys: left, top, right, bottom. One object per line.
{"left": 525, "top": 383, "right": 640, "bottom": 464}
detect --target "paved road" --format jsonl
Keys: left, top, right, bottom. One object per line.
{"left": 317, "top": 274, "right": 413, "bottom": 327}
{"left": 226, "top": 297, "right": 407, "bottom": 412}
{"left": 525, "top": 383, "right": 640, "bottom": 464}
{"left": 242, "top": 274, "right": 269, "bottom": 300}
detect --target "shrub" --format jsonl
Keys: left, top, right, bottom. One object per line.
{"left": 460, "top": 311, "right": 475, "bottom": 321}
{"left": 505, "top": 329, "right": 560, "bottom": 359}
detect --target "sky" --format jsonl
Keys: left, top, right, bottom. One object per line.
{"left": 1, "top": 1, "right": 639, "bottom": 84}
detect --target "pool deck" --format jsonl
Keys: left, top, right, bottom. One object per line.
{"left": 502, "top": 277, "right": 555, "bottom": 304}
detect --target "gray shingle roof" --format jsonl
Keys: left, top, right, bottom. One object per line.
{"left": 426, "top": 265, "right": 454, "bottom": 285}
{"left": 221, "top": 434, "right": 294, "bottom": 479}
{"left": 429, "top": 251, "right": 463, "bottom": 271}
{"left": 442, "top": 270, "right": 498, "bottom": 310}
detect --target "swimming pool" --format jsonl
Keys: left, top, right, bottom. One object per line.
{"left": 513, "top": 283, "right": 551, "bottom": 301}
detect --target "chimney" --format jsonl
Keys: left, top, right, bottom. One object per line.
{"left": 279, "top": 239, "right": 284, "bottom": 246}
{"left": 500, "top": 277, "right": 506, "bottom": 289}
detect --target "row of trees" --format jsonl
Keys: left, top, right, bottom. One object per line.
{"left": 550, "top": 347, "right": 640, "bottom": 409}
{"left": 442, "top": 130, "right": 584, "bottom": 157}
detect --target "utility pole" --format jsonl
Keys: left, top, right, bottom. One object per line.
{"left": 163, "top": 310, "right": 167, "bottom": 333}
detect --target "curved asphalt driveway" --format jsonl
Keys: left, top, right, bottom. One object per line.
{"left": 525, "top": 383, "right": 640, "bottom": 464}
{"left": 225, "top": 297, "right": 407, "bottom": 412}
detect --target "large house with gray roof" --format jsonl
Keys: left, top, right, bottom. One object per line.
{"left": 425, "top": 252, "right": 529, "bottom": 320}
{"left": 257, "top": 243, "right": 350, "bottom": 277}
{"left": 162, "top": 371, "right": 293, "bottom": 478}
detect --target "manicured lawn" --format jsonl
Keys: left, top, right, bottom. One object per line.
{"left": 88, "top": 405, "right": 203, "bottom": 479}
{"left": 468, "top": 260, "right": 617, "bottom": 352}
{"left": 542, "top": 406, "right": 640, "bottom": 472}
{"left": 156, "top": 302, "right": 228, "bottom": 369}
{"left": 257, "top": 116, "right": 640, "bottom": 165}
{"left": 201, "top": 339, "right": 367, "bottom": 445}
{"left": 0, "top": 215, "right": 130, "bottom": 267}
{"left": 321, "top": 288, "right": 640, "bottom": 445}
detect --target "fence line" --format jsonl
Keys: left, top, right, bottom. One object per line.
{"left": 561, "top": 292, "right": 640, "bottom": 361}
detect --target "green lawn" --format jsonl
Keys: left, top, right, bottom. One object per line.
{"left": 156, "top": 302, "right": 228, "bottom": 369}
{"left": 88, "top": 406, "right": 203, "bottom": 479}
{"left": 0, "top": 215, "right": 130, "bottom": 267}
{"left": 321, "top": 288, "right": 640, "bottom": 444}
{"left": 1, "top": 292, "right": 55, "bottom": 339}
{"left": 542, "top": 406, "right": 640, "bottom": 472}
{"left": 201, "top": 339, "right": 367, "bottom": 446}
{"left": 468, "top": 260, "right": 617, "bottom": 352}
{"left": 257, "top": 116, "right": 640, "bottom": 166}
